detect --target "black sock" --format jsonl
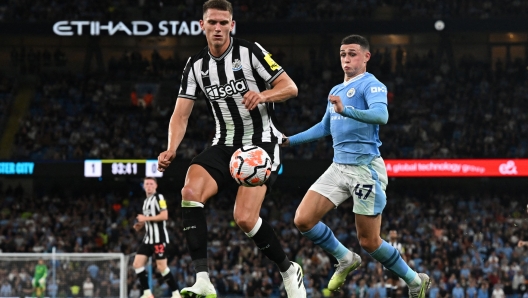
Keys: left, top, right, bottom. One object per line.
{"left": 136, "top": 269, "right": 149, "bottom": 293}
{"left": 182, "top": 206, "right": 209, "bottom": 272}
{"left": 250, "top": 220, "right": 291, "bottom": 272}
{"left": 162, "top": 271, "right": 179, "bottom": 292}
{"left": 386, "top": 286, "right": 392, "bottom": 298}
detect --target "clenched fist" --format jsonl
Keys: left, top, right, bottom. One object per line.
{"left": 158, "top": 150, "right": 176, "bottom": 172}
{"left": 328, "top": 95, "right": 344, "bottom": 113}
{"left": 242, "top": 91, "right": 266, "bottom": 110}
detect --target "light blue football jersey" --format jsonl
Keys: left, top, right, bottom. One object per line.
{"left": 321, "top": 72, "right": 388, "bottom": 165}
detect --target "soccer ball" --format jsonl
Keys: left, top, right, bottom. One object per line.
{"left": 229, "top": 145, "right": 272, "bottom": 187}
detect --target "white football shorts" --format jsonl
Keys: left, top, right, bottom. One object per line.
{"left": 309, "top": 157, "right": 388, "bottom": 215}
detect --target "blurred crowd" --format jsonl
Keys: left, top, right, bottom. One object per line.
{"left": 1, "top": 182, "right": 528, "bottom": 297}
{"left": 9, "top": 45, "right": 528, "bottom": 160}
{"left": 1, "top": 0, "right": 528, "bottom": 22}
{"left": 0, "top": 74, "right": 15, "bottom": 137}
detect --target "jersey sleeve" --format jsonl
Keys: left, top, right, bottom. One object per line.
{"left": 156, "top": 194, "right": 168, "bottom": 211}
{"left": 251, "top": 42, "right": 285, "bottom": 84}
{"left": 364, "top": 80, "right": 388, "bottom": 106}
{"left": 178, "top": 57, "right": 198, "bottom": 100}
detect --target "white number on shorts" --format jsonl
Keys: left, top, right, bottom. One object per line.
{"left": 354, "top": 184, "right": 373, "bottom": 200}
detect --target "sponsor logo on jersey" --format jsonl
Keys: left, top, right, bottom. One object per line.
{"left": 347, "top": 88, "right": 356, "bottom": 97}
{"left": 201, "top": 70, "right": 209, "bottom": 77}
{"left": 159, "top": 200, "right": 167, "bottom": 209}
{"left": 370, "top": 86, "right": 387, "bottom": 93}
{"left": 204, "top": 78, "right": 249, "bottom": 101}
{"left": 263, "top": 53, "right": 280, "bottom": 71}
{"left": 232, "top": 58, "right": 242, "bottom": 71}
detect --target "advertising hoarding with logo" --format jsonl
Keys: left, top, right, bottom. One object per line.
{"left": 384, "top": 159, "right": 527, "bottom": 177}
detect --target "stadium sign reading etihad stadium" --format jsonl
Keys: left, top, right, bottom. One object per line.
{"left": 52, "top": 20, "right": 236, "bottom": 36}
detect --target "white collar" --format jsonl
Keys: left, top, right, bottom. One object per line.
{"left": 343, "top": 72, "right": 366, "bottom": 86}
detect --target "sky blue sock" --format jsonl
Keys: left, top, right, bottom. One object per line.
{"left": 369, "top": 240, "right": 417, "bottom": 284}
{"left": 301, "top": 221, "right": 349, "bottom": 260}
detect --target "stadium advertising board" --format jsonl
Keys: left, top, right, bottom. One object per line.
{"left": 52, "top": 20, "right": 237, "bottom": 36}
{"left": 385, "top": 159, "right": 527, "bottom": 177}
{"left": 0, "top": 162, "right": 35, "bottom": 175}
{"left": 1, "top": 159, "right": 528, "bottom": 178}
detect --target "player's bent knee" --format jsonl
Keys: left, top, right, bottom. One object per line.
{"left": 132, "top": 259, "right": 145, "bottom": 269}
{"left": 233, "top": 213, "right": 257, "bottom": 232}
{"left": 358, "top": 236, "right": 381, "bottom": 253}
{"left": 156, "top": 264, "right": 168, "bottom": 273}
{"left": 181, "top": 186, "right": 201, "bottom": 202}
{"left": 293, "top": 213, "right": 314, "bottom": 232}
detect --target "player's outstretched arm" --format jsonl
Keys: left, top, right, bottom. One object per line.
{"left": 158, "top": 98, "right": 194, "bottom": 171}
{"left": 285, "top": 106, "right": 331, "bottom": 147}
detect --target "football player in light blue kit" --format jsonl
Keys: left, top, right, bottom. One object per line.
{"left": 283, "top": 35, "right": 430, "bottom": 298}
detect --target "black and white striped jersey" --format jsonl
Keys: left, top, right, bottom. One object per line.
{"left": 178, "top": 37, "right": 285, "bottom": 146}
{"left": 389, "top": 241, "right": 404, "bottom": 255}
{"left": 142, "top": 193, "right": 170, "bottom": 244}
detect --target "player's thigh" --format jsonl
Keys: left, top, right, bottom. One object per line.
{"left": 133, "top": 254, "right": 149, "bottom": 269}
{"left": 134, "top": 244, "right": 153, "bottom": 268}
{"left": 182, "top": 164, "right": 219, "bottom": 203}
{"left": 348, "top": 158, "right": 387, "bottom": 216}
{"left": 308, "top": 163, "right": 351, "bottom": 207}
{"left": 186, "top": 145, "right": 236, "bottom": 201}
{"left": 295, "top": 190, "right": 336, "bottom": 232}
{"left": 355, "top": 213, "right": 382, "bottom": 242}
{"left": 233, "top": 184, "right": 267, "bottom": 231}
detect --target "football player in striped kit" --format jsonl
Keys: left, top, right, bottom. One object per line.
{"left": 157, "top": 0, "right": 306, "bottom": 297}
{"left": 133, "top": 177, "right": 180, "bottom": 298}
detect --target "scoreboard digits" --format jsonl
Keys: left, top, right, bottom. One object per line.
{"left": 83, "top": 159, "right": 163, "bottom": 178}
{"left": 84, "top": 160, "right": 102, "bottom": 177}
{"left": 146, "top": 160, "right": 163, "bottom": 177}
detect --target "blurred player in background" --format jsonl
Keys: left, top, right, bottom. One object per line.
{"left": 386, "top": 230, "right": 407, "bottom": 297}
{"left": 133, "top": 177, "right": 180, "bottom": 298}
{"left": 32, "top": 259, "right": 47, "bottom": 298}
{"left": 284, "top": 34, "right": 430, "bottom": 298}
{"left": 157, "top": 0, "right": 306, "bottom": 297}
{"left": 517, "top": 205, "right": 528, "bottom": 247}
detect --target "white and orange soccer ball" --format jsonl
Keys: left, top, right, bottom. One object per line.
{"left": 229, "top": 145, "right": 272, "bottom": 187}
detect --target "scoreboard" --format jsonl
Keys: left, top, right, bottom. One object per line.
{"left": 84, "top": 159, "right": 163, "bottom": 178}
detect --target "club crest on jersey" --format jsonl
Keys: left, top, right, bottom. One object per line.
{"left": 347, "top": 88, "right": 356, "bottom": 97}
{"left": 232, "top": 59, "right": 242, "bottom": 71}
